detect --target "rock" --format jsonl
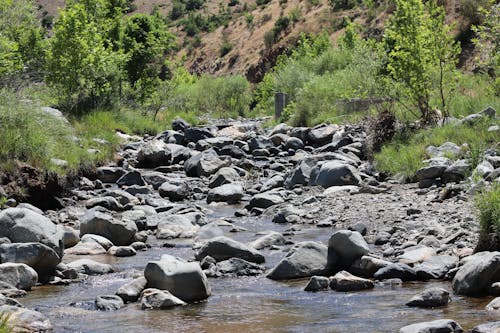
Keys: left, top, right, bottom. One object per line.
{"left": 406, "top": 287, "right": 451, "bottom": 308}
{"left": 304, "top": 276, "right": 330, "bottom": 292}
{"left": 172, "top": 118, "right": 190, "bottom": 132}
{"left": 452, "top": 251, "right": 500, "bottom": 296}
{"left": 443, "top": 160, "right": 470, "bottom": 183}
{"left": 310, "top": 161, "right": 361, "bottom": 188}
{"left": 329, "top": 270, "right": 374, "bottom": 292}
{"left": 185, "top": 150, "right": 229, "bottom": 177}
{"left": 267, "top": 241, "right": 328, "bottom": 280}
{"left": 96, "top": 167, "right": 126, "bottom": 183}
{"left": 486, "top": 297, "right": 500, "bottom": 311}
{"left": 0, "top": 207, "right": 64, "bottom": 257}
{"left": 416, "top": 165, "right": 447, "bottom": 180}
{"left": 349, "top": 256, "right": 392, "bottom": 278}
{"left": 116, "top": 277, "right": 147, "bottom": 303}
{"left": 374, "top": 263, "right": 417, "bottom": 281}
{"left": 116, "top": 170, "right": 146, "bottom": 187}
{"left": 144, "top": 255, "right": 211, "bottom": 302}
{"left": 137, "top": 140, "right": 171, "bottom": 168}
{"left": 398, "top": 246, "right": 436, "bottom": 265}
{"left": 374, "top": 231, "right": 392, "bottom": 245}
{"left": 95, "top": 295, "right": 124, "bottom": 311}
{"left": 85, "top": 196, "right": 124, "bottom": 211}
{"left": 66, "top": 259, "right": 114, "bottom": 275}
{"left": 348, "top": 222, "right": 368, "bottom": 236}
{"left": 260, "top": 175, "right": 285, "bottom": 192}
{"left": 328, "top": 230, "right": 370, "bottom": 269}
{"left": 248, "top": 192, "right": 284, "bottom": 209}
{"left": 156, "top": 214, "right": 199, "bottom": 239}
{"left": 0, "top": 243, "right": 61, "bottom": 277}
{"left": 215, "top": 258, "right": 265, "bottom": 276}
{"left": 308, "top": 124, "right": 337, "bottom": 145}
{"left": 159, "top": 182, "right": 189, "bottom": 201}
{"left": 426, "top": 142, "right": 461, "bottom": 159}
{"left": 399, "top": 319, "right": 463, "bottom": 333}
{"left": 0, "top": 305, "right": 52, "bottom": 332}
{"left": 248, "top": 135, "right": 273, "bottom": 151}
{"left": 62, "top": 226, "right": 80, "bottom": 248}
{"left": 108, "top": 246, "right": 137, "bottom": 257}
{"left": 195, "top": 223, "right": 224, "bottom": 241}
{"left": 0, "top": 263, "right": 38, "bottom": 290}
{"left": 140, "top": 288, "right": 186, "bottom": 309}
{"left": 80, "top": 210, "right": 137, "bottom": 246}
{"left": 470, "top": 322, "right": 500, "bottom": 333}
{"left": 250, "top": 231, "right": 286, "bottom": 250}
{"left": 208, "top": 167, "right": 241, "bottom": 188}
{"left": 184, "top": 127, "right": 214, "bottom": 143}
{"left": 481, "top": 106, "right": 496, "bottom": 118}
{"left": 414, "top": 255, "right": 458, "bottom": 280}
{"left": 285, "top": 137, "right": 304, "bottom": 150}
{"left": 0, "top": 294, "right": 21, "bottom": 307}
{"left": 195, "top": 236, "right": 265, "bottom": 264}
{"left": 475, "top": 161, "right": 494, "bottom": 178}
{"left": 284, "top": 159, "right": 316, "bottom": 188}
{"left": 81, "top": 234, "right": 114, "bottom": 250}
{"left": 207, "top": 184, "right": 244, "bottom": 204}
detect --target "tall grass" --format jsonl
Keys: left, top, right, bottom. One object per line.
{"left": 476, "top": 182, "right": 500, "bottom": 234}
{"left": 0, "top": 312, "right": 12, "bottom": 333}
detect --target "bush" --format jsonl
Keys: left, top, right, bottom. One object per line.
{"left": 476, "top": 183, "right": 500, "bottom": 234}
{"left": 329, "top": 0, "right": 359, "bottom": 11}
{"left": 220, "top": 40, "right": 233, "bottom": 57}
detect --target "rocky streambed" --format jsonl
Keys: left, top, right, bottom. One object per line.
{"left": 0, "top": 115, "right": 499, "bottom": 333}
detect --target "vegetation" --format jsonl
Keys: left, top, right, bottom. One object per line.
{"left": 476, "top": 182, "right": 500, "bottom": 234}
{"left": 0, "top": 313, "right": 12, "bottom": 333}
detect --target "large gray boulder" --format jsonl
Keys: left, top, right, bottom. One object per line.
{"left": 158, "top": 182, "right": 189, "bottom": 201}
{"left": 156, "top": 214, "right": 199, "bottom": 239}
{"left": 329, "top": 270, "right": 374, "bottom": 292}
{"left": 0, "top": 243, "right": 60, "bottom": 277}
{"left": 452, "top": 251, "right": 500, "bottom": 296}
{"left": 0, "top": 305, "right": 52, "bottom": 332}
{"left": 470, "top": 322, "right": 500, "bottom": 333}
{"left": 406, "top": 287, "right": 451, "bottom": 308}
{"left": 207, "top": 184, "right": 244, "bottom": 204}
{"left": 95, "top": 295, "right": 124, "bottom": 311}
{"left": 414, "top": 255, "right": 458, "bottom": 280}
{"left": 0, "top": 208, "right": 64, "bottom": 257}
{"left": 96, "top": 167, "right": 126, "bottom": 183}
{"left": 0, "top": 263, "right": 38, "bottom": 290}
{"left": 144, "top": 255, "right": 211, "bottom": 302}
{"left": 137, "top": 139, "right": 171, "bottom": 168}
{"left": 184, "top": 150, "right": 230, "bottom": 177}
{"left": 310, "top": 161, "right": 361, "bottom": 188}
{"left": 208, "top": 167, "right": 241, "bottom": 188}
{"left": 248, "top": 192, "right": 284, "bottom": 209}
{"left": 267, "top": 241, "right": 328, "bottom": 280}
{"left": 116, "top": 277, "right": 147, "bottom": 303}
{"left": 328, "top": 230, "right": 369, "bottom": 269}
{"left": 399, "top": 319, "right": 463, "bottom": 333}
{"left": 66, "top": 259, "right": 114, "bottom": 275}
{"left": 195, "top": 236, "right": 265, "bottom": 264}
{"left": 80, "top": 210, "right": 137, "bottom": 246}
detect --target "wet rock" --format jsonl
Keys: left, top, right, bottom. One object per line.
{"left": 374, "top": 263, "right": 417, "bottom": 281}
{"left": 0, "top": 305, "right": 52, "bottom": 332}
{"left": 207, "top": 184, "right": 244, "bottom": 204}
{"left": 406, "top": 287, "right": 451, "bottom": 308}
{"left": 80, "top": 210, "right": 137, "bottom": 246}
{"left": 116, "top": 277, "right": 147, "bottom": 303}
{"left": 399, "top": 319, "right": 463, "bottom": 333}
{"left": 137, "top": 140, "right": 171, "bottom": 168}
{"left": 250, "top": 231, "right": 286, "bottom": 250}
{"left": 452, "top": 251, "right": 500, "bottom": 296}
{"left": 0, "top": 207, "right": 64, "bottom": 257}
{"left": 304, "top": 276, "right": 330, "bottom": 292}
{"left": 328, "top": 230, "right": 370, "bottom": 269}
{"left": 96, "top": 167, "right": 127, "bottom": 183}
{"left": 248, "top": 192, "right": 284, "bottom": 209}
{"left": 414, "top": 255, "right": 458, "bottom": 280}
{"left": 0, "top": 243, "right": 61, "bottom": 278}
{"left": 470, "top": 321, "right": 500, "bottom": 333}
{"left": 140, "top": 288, "right": 186, "bottom": 309}
{"left": 144, "top": 255, "right": 211, "bottom": 302}
{"left": 95, "top": 295, "right": 124, "bottom": 311}
{"left": 486, "top": 297, "right": 500, "bottom": 311}
{"left": 208, "top": 167, "right": 241, "bottom": 188}
{"left": 116, "top": 171, "right": 146, "bottom": 187}
{"left": 215, "top": 258, "right": 265, "bottom": 276}
{"left": 267, "top": 241, "right": 328, "bottom": 280}
{"left": 310, "top": 162, "right": 361, "bottom": 188}
{"left": 108, "top": 246, "right": 137, "bottom": 257}
{"left": 0, "top": 263, "right": 38, "bottom": 290}
{"left": 349, "top": 256, "right": 392, "bottom": 278}
{"left": 329, "top": 270, "right": 374, "bottom": 292}
{"left": 195, "top": 236, "right": 265, "bottom": 263}
{"left": 66, "top": 259, "right": 114, "bottom": 275}
{"left": 159, "top": 182, "right": 189, "bottom": 201}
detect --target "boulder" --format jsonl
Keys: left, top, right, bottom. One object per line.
{"left": 137, "top": 140, "right": 171, "bottom": 168}
{"left": 184, "top": 127, "right": 214, "bottom": 143}
{"left": 349, "top": 256, "right": 392, "bottom": 278}
{"left": 66, "top": 259, "right": 114, "bottom": 275}
{"left": 329, "top": 270, "right": 374, "bottom": 292}
{"left": 64, "top": 241, "right": 107, "bottom": 255}
{"left": 195, "top": 236, "right": 265, "bottom": 264}
{"left": 172, "top": 118, "right": 190, "bottom": 132}
{"left": 0, "top": 208, "right": 64, "bottom": 257}
{"left": 96, "top": 167, "right": 127, "bottom": 183}
{"left": 308, "top": 124, "right": 338, "bottom": 145}
{"left": 81, "top": 234, "right": 114, "bottom": 250}
{"left": 470, "top": 322, "right": 500, "bottom": 333}
{"left": 159, "top": 182, "right": 189, "bottom": 201}
{"left": 207, "top": 184, "right": 244, "bottom": 204}
{"left": 0, "top": 263, "right": 37, "bottom": 290}
{"left": 398, "top": 246, "right": 436, "bottom": 265}
{"left": 185, "top": 150, "right": 229, "bottom": 177}
{"left": 0, "top": 243, "right": 61, "bottom": 277}
{"left": 108, "top": 246, "right": 136, "bottom": 257}
{"left": 156, "top": 214, "right": 199, "bottom": 239}
{"left": 80, "top": 210, "right": 137, "bottom": 246}
{"left": 310, "top": 161, "right": 361, "bottom": 188}
{"left": 328, "top": 230, "right": 370, "bottom": 269}
{"left": 95, "top": 295, "right": 124, "bottom": 311}
{"left": 304, "top": 276, "right": 330, "bottom": 292}
{"left": 85, "top": 196, "right": 123, "bottom": 211}
{"left": 215, "top": 258, "right": 265, "bottom": 276}
{"left": 414, "top": 255, "right": 458, "bottom": 280}
{"left": 486, "top": 297, "right": 500, "bottom": 311}
{"left": 116, "top": 277, "right": 147, "bottom": 303}
{"left": 426, "top": 142, "right": 461, "bottom": 159}
{"left": 144, "top": 255, "right": 211, "bottom": 302}
{"left": 116, "top": 171, "right": 146, "bottom": 187}
{"left": 250, "top": 231, "right": 286, "bottom": 250}
{"left": 267, "top": 241, "right": 328, "bottom": 280}
{"left": 416, "top": 165, "right": 447, "bottom": 180}
{"left": 208, "top": 167, "right": 240, "bottom": 188}
{"left": 374, "top": 263, "right": 417, "bottom": 281}
{"left": 406, "top": 287, "right": 451, "bottom": 308}
{"left": 140, "top": 288, "right": 186, "bottom": 309}
{"left": 452, "top": 252, "right": 500, "bottom": 296}
{"left": 0, "top": 305, "right": 52, "bottom": 332}
{"left": 248, "top": 192, "right": 284, "bottom": 209}
{"left": 399, "top": 319, "right": 463, "bottom": 333}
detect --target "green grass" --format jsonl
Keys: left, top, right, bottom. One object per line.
{"left": 476, "top": 182, "right": 500, "bottom": 234}
{"left": 374, "top": 118, "right": 500, "bottom": 179}
{"left": 0, "top": 313, "right": 12, "bottom": 333}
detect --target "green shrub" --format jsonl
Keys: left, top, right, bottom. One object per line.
{"left": 0, "top": 312, "right": 12, "bottom": 333}
{"left": 476, "top": 183, "right": 500, "bottom": 234}
{"left": 220, "top": 40, "right": 233, "bottom": 57}
{"left": 256, "top": 0, "right": 271, "bottom": 6}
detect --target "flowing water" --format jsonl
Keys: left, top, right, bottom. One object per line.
{"left": 22, "top": 204, "right": 497, "bottom": 332}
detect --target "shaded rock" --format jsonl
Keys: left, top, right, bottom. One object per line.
{"left": 349, "top": 256, "right": 392, "bottom": 278}
{"left": 374, "top": 263, "right": 417, "bottom": 281}
{"left": 85, "top": 196, "right": 124, "bottom": 211}
{"left": 0, "top": 263, "right": 38, "bottom": 290}
{"left": 0, "top": 243, "right": 60, "bottom": 277}
{"left": 414, "top": 255, "right": 458, "bottom": 280}
{"left": 248, "top": 192, "right": 284, "bottom": 209}
{"left": 399, "top": 319, "right": 463, "bottom": 333}
{"left": 108, "top": 246, "right": 136, "bottom": 257}
{"left": 452, "top": 251, "right": 500, "bottom": 296}
{"left": 80, "top": 210, "right": 137, "bottom": 246}
{"left": 329, "top": 270, "right": 374, "bottom": 292}
{"left": 250, "top": 231, "right": 286, "bottom": 250}
{"left": 304, "top": 276, "right": 330, "bottom": 292}
{"left": 96, "top": 167, "right": 126, "bottom": 183}
{"left": 416, "top": 165, "right": 447, "bottom": 180}
{"left": 66, "top": 259, "right": 114, "bottom": 275}
{"left": 137, "top": 140, "right": 171, "bottom": 168}
{"left": 116, "top": 277, "right": 147, "bottom": 303}
{"left": 406, "top": 287, "right": 451, "bottom": 308}
{"left": 208, "top": 167, "right": 240, "bottom": 188}
{"left": 62, "top": 226, "right": 80, "bottom": 248}
{"left": 443, "top": 160, "right": 470, "bottom": 183}
{"left": 0, "top": 305, "right": 52, "bottom": 332}
{"left": 328, "top": 230, "right": 370, "bottom": 269}
{"left": 116, "top": 171, "right": 146, "bottom": 187}
{"left": 207, "top": 184, "right": 244, "bottom": 204}
{"left": 184, "top": 127, "right": 214, "bottom": 143}
{"left": 267, "top": 241, "right": 328, "bottom": 280}
{"left": 310, "top": 161, "right": 361, "bottom": 188}
{"left": 172, "top": 118, "right": 190, "bottom": 132}
{"left": 159, "top": 182, "right": 189, "bottom": 201}
{"left": 140, "top": 288, "right": 186, "bottom": 309}
{"left": 144, "top": 255, "right": 210, "bottom": 302}
{"left": 95, "top": 295, "right": 124, "bottom": 311}
{"left": 195, "top": 236, "right": 265, "bottom": 264}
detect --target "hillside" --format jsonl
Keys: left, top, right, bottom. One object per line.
{"left": 36, "top": 0, "right": 476, "bottom": 82}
